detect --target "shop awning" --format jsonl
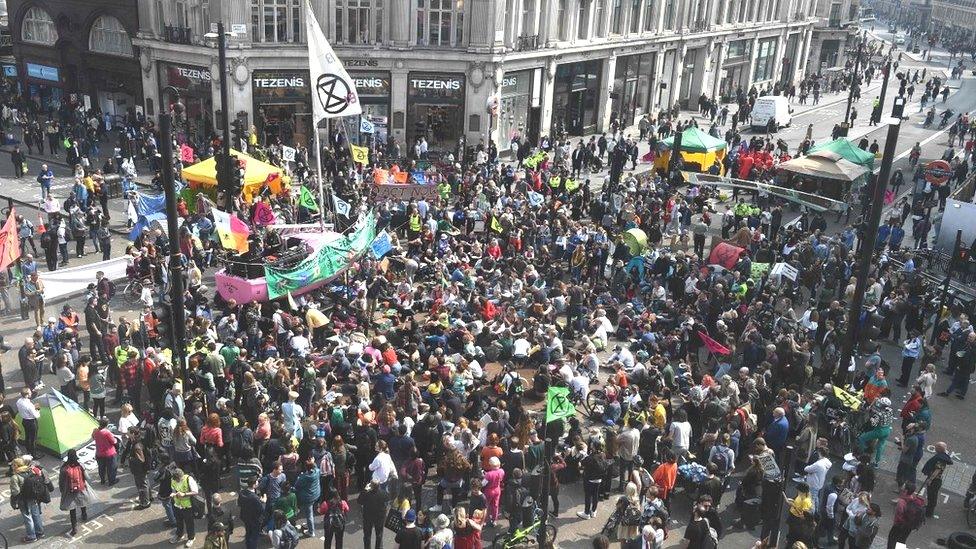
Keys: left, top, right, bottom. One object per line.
{"left": 182, "top": 149, "right": 285, "bottom": 202}
{"left": 661, "top": 127, "right": 728, "bottom": 153}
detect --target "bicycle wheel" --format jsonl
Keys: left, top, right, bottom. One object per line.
{"left": 968, "top": 502, "right": 976, "bottom": 528}
{"left": 543, "top": 524, "right": 558, "bottom": 547}
{"left": 586, "top": 389, "right": 608, "bottom": 419}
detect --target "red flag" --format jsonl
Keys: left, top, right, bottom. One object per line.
{"left": 697, "top": 331, "right": 731, "bottom": 356}
{"left": 0, "top": 210, "right": 21, "bottom": 270}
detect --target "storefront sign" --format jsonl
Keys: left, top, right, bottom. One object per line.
{"left": 252, "top": 70, "right": 311, "bottom": 102}
{"left": 346, "top": 58, "right": 380, "bottom": 68}
{"left": 253, "top": 74, "right": 306, "bottom": 88}
{"left": 501, "top": 71, "right": 531, "bottom": 96}
{"left": 26, "top": 62, "right": 59, "bottom": 82}
{"left": 408, "top": 73, "right": 465, "bottom": 103}
{"left": 351, "top": 72, "right": 391, "bottom": 98}
{"left": 161, "top": 62, "right": 212, "bottom": 94}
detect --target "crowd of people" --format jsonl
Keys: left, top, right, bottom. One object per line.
{"left": 0, "top": 25, "right": 972, "bottom": 549}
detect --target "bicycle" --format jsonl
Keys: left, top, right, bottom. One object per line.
{"left": 492, "top": 507, "right": 557, "bottom": 549}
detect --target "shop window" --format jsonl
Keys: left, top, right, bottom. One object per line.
{"left": 417, "top": 0, "right": 464, "bottom": 47}
{"left": 754, "top": 37, "right": 777, "bottom": 81}
{"left": 250, "top": 0, "right": 302, "bottom": 43}
{"left": 21, "top": 6, "right": 58, "bottom": 45}
{"left": 335, "top": 0, "right": 383, "bottom": 44}
{"left": 89, "top": 15, "right": 134, "bottom": 57}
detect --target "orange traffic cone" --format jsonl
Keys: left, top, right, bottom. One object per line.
{"left": 36, "top": 213, "right": 46, "bottom": 234}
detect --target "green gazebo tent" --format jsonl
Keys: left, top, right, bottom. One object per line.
{"left": 661, "top": 127, "right": 728, "bottom": 152}
{"left": 16, "top": 390, "right": 98, "bottom": 455}
{"left": 808, "top": 138, "right": 875, "bottom": 169}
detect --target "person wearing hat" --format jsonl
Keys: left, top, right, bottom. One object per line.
{"left": 429, "top": 513, "right": 454, "bottom": 549}
{"left": 10, "top": 454, "right": 51, "bottom": 542}
{"left": 395, "top": 509, "right": 423, "bottom": 549}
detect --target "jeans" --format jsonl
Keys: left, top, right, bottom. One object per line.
{"left": 20, "top": 500, "right": 43, "bottom": 539}
{"left": 300, "top": 503, "right": 315, "bottom": 536}
{"left": 97, "top": 454, "right": 118, "bottom": 484}
{"left": 244, "top": 524, "right": 261, "bottom": 549}
{"left": 163, "top": 498, "right": 177, "bottom": 524}
{"left": 58, "top": 243, "right": 68, "bottom": 264}
{"left": 584, "top": 479, "right": 601, "bottom": 515}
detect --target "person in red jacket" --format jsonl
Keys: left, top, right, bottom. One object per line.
{"left": 887, "top": 482, "right": 926, "bottom": 549}
{"left": 92, "top": 417, "right": 118, "bottom": 485}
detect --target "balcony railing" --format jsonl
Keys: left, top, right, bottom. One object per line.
{"left": 793, "top": 12, "right": 807, "bottom": 21}
{"left": 828, "top": 17, "right": 842, "bottom": 27}
{"left": 164, "top": 25, "right": 192, "bottom": 45}
{"left": 515, "top": 34, "right": 540, "bottom": 52}
{"left": 691, "top": 20, "right": 711, "bottom": 32}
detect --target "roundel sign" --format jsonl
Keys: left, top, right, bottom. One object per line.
{"left": 924, "top": 159, "right": 952, "bottom": 186}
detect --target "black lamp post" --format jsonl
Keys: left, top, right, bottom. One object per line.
{"left": 160, "top": 86, "right": 188, "bottom": 380}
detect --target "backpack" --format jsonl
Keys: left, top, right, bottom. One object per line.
{"left": 20, "top": 468, "right": 51, "bottom": 504}
{"left": 710, "top": 447, "right": 731, "bottom": 475}
{"left": 65, "top": 465, "right": 85, "bottom": 493}
{"left": 279, "top": 522, "right": 301, "bottom": 549}
{"left": 328, "top": 505, "right": 346, "bottom": 531}
{"left": 701, "top": 517, "right": 719, "bottom": 549}
{"left": 230, "top": 427, "right": 251, "bottom": 458}
{"left": 621, "top": 500, "right": 643, "bottom": 526}
{"left": 903, "top": 495, "right": 926, "bottom": 530}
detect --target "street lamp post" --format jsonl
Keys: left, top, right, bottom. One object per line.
{"left": 843, "top": 41, "right": 865, "bottom": 135}
{"left": 837, "top": 95, "right": 907, "bottom": 382}
{"left": 206, "top": 23, "right": 234, "bottom": 213}
{"left": 160, "top": 87, "right": 188, "bottom": 380}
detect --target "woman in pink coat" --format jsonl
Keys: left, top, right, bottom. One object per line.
{"left": 482, "top": 456, "right": 506, "bottom": 527}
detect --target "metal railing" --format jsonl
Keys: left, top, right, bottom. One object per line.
{"left": 163, "top": 25, "right": 193, "bottom": 45}
{"left": 515, "top": 34, "right": 540, "bottom": 51}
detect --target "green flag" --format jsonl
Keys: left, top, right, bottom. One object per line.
{"left": 545, "top": 386, "right": 575, "bottom": 423}
{"left": 299, "top": 186, "right": 319, "bottom": 212}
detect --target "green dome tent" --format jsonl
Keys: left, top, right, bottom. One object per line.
{"left": 807, "top": 138, "right": 875, "bottom": 169}
{"left": 660, "top": 127, "right": 728, "bottom": 152}
{"left": 16, "top": 390, "right": 98, "bottom": 455}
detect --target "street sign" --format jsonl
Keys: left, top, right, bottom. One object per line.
{"left": 925, "top": 159, "right": 952, "bottom": 186}
{"left": 231, "top": 24, "right": 247, "bottom": 35}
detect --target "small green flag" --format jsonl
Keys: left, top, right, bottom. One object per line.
{"left": 299, "top": 186, "right": 319, "bottom": 212}
{"left": 545, "top": 386, "right": 575, "bottom": 423}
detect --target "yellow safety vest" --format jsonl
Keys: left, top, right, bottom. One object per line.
{"left": 409, "top": 214, "right": 421, "bottom": 232}
{"left": 171, "top": 475, "right": 192, "bottom": 509}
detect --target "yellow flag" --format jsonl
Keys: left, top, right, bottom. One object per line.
{"left": 491, "top": 216, "right": 503, "bottom": 233}
{"left": 351, "top": 145, "right": 369, "bottom": 165}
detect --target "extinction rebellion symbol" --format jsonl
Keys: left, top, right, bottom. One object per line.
{"left": 316, "top": 73, "right": 357, "bottom": 115}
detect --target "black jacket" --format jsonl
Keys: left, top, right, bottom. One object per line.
{"left": 238, "top": 488, "right": 264, "bottom": 528}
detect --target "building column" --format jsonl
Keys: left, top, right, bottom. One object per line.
{"left": 745, "top": 35, "right": 760, "bottom": 85}
{"left": 712, "top": 40, "right": 727, "bottom": 98}
{"left": 669, "top": 45, "right": 686, "bottom": 107}
{"left": 391, "top": 69, "right": 409, "bottom": 145}
{"left": 599, "top": 55, "right": 617, "bottom": 131}
{"left": 798, "top": 26, "right": 812, "bottom": 77}
{"left": 771, "top": 33, "right": 786, "bottom": 85}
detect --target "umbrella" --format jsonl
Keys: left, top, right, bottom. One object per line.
{"left": 620, "top": 228, "right": 648, "bottom": 255}
{"left": 778, "top": 151, "right": 869, "bottom": 182}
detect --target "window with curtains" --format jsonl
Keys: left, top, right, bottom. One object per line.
{"left": 555, "top": 0, "right": 567, "bottom": 40}
{"left": 577, "top": 0, "right": 590, "bottom": 39}
{"left": 21, "top": 6, "right": 58, "bottom": 45}
{"left": 417, "top": 0, "right": 464, "bottom": 47}
{"left": 630, "top": 0, "right": 642, "bottom": 32}
{"left": 335, "top": 0, "right": 383, "bottom": 44}
{"left": 250, "top": 0, "right": 302, "bottom": 43}
{"left": 725, "top": 0, "right": 736, "bottom": 23}
{"left": 521, "top": 0, "right": 533, "bottom": 36}
{"left": 89, "top": 15, "right": 134, "bottom": 57}
{"left": 594, "top": 0, "right": 605, "bottom": 36}
{"left": 610, "top": 0, "right": 622, "bottom": 33}
{"left": 643, "top": 0, "right": 655, "bottom": 31}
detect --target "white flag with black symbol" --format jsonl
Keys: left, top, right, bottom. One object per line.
{"left": 332, "top": 194, "right": 351, "bottom": 218}
{"left": 306, "top": 2, "right": 361, "bottom": 122}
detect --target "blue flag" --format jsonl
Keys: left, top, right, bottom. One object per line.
{"left": 371, "top": 230, "right": 393, "bottom": 258}
{"left": 411, "top": 171, "right": 426, "bottom": 185}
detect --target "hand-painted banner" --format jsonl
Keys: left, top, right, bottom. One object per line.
{"left": 374, "top": 183, "right": 440, "bottom": 202}
{"left": 265, "top": 212, "right": 377, "bottom": 300}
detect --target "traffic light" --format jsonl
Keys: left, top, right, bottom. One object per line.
{"left": 230, "top": 154, "right": 244, "bottom": 196}
{"left": 231, "top": 119, "right": 245, "bottom": 147}
{"left": 213, "top": 151, "right": 227, "bottom": 193}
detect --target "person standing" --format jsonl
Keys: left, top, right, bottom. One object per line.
{"left": 92, "top": 417, "right": 118, "bottom": 485}
{"left": 886, "top": 482, "right": 926, "bottom": 549}
{"left": 10, "top": 146, "right": 25, "bottom": 178}
{"left": 58, "top": 449, "right": 93, "bottom": 537}
{"left": 895, "top": 423, "right": 923, "bottom": 487}
{"left": 897, "top": 331, "right": 923, "bottom": 387}
{"left": 578, "top": 443, "right": 610, "bottom": 519}
{"left": 920, "top": 442, "right": 953, "bottom": 519}
{"left": 15, "top": 388, "right": 40, "bottom": 456}
{"left": 23, "top": 272, "right": 45, "bottom": 328}
{"left": 124, "top": 427, "right": 152, "bottom": 509}
{"left": 320, "top": 490, "right": 349, "bottom": 549}
{"left": 238, "top": 476, "right": 264, "bottom": 549}
{"left": 358, "top": 479, "right": 391, "bottom": 549}
{"left": 10, "top": 455, "right": 52, "bottom": 542}
{"left": 293, "top": 457, "right": 320, "bottom": 537}
{"left": 169, "top": 467, "right": 200, "bottom": 547}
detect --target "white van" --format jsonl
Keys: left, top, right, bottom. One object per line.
{"left": 750, "top": 95, "right": 792, "bottom": 131}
